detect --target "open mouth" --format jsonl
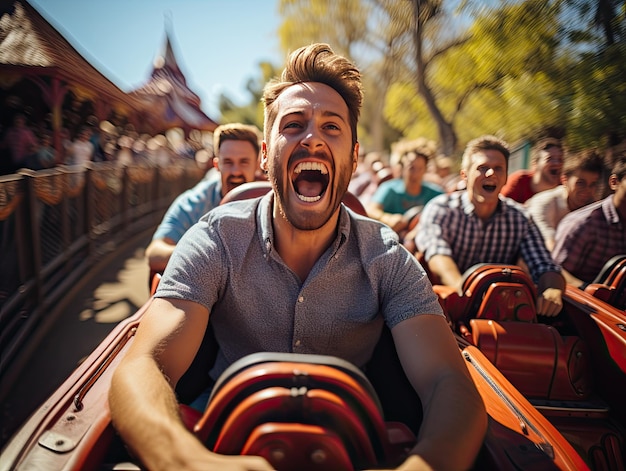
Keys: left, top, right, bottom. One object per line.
{"left": 549, "top": 168, "right": 560, "bottom": 176}
{"left": 293, "top": 161, "right": 330, "bottom": 202}
{"left": 483, "top": 183, "right": 497, "bottom": 193}
{"left": 227, "top": 177, "right": 246, "bottom": 187}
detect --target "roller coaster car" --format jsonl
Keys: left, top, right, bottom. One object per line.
{"left": 435, "top": 263, "right": 626, "bottom": 470}
{"left": 1, "top": 290, "right": 589, "bottom": 470}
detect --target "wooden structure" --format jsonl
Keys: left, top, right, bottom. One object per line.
{"left": 130, "top": 30, "right": 219, "bottom": 136}
{"left": 0, "top": 0, "right": 218, "bottom": 157}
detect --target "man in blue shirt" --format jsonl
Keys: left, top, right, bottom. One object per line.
{"left": 146, "top": 123, "right": 262, "bottom": 273}
{"left": 367, "top": 139, "right": 443, "bottom": 234}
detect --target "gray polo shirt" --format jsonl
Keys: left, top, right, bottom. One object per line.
{"left": 156, "top": 192, "right": 443, "bottom": 381}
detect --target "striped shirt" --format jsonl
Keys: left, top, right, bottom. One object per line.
{"left": 552, "top": 195, "right": 626, "bottom": 283}
{"left": 415, "top": 191, "right": 560, "bottom": 283}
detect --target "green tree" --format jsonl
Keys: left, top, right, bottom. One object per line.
{"left": 557, "top": 0, "right": 626, "bottom": 149}
{"left": 229, "top": 0, "right": 623, "bottom": 156}
{"left": 384, "top": 0, "right": 565, "bottom": 154}
{"left": 277, "top": 0, "right": 566, "bottom": 155}
{"left": 278, "top": 0, "right": 400, "bottom": 152}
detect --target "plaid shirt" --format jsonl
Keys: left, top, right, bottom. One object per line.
{"left": 552, "top": 195, "right": 626, "bottom": 283}
{"left": 416, "top": 191, "right": 560, "bottom": 283}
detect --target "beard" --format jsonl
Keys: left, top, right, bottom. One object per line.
{"left": 268, "top": 149, "right": 351, "bottom": 231}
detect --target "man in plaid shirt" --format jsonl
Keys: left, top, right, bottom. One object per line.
{"left": 552, "top": 155, "right": 626, "bottom": 287}
{"left": 416, "top": 135, "right": 565, "bottom": 317}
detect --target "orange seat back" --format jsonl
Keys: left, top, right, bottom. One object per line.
{"left": 193, "top": 352, "right": 413, "bottom": 470}
{"left": 460, "top": 264, "right": 538, "bottom": 323}
{"left": 587, "top": 254, "right": 626, "bottom": 310}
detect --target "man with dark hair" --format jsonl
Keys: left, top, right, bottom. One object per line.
{"left": 110, "top": 43, "right": 486, "bottom": 470}
{"left": 526, "top": 149, "right": 604, "bottom": 251}
{"left": 145, "top": 123, "right": 262, "bottom": 273}
{"left": 416, "top": 135, "right": 565, "bottom": 317}
{"left": 553, "top": 155, "right": 626, "bottom": 287}
{"left": 367, "top": 138, "right": 443, "bottom": 234}
{"left": 501, "top": 137, "right": 564, "bottom": 203}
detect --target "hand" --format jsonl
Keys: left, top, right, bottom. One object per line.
{"left": 364, "top": 454, "right": 433, "bottom": 471}
{"left": 536, "top": 287, "right": 563, "bottom": 317}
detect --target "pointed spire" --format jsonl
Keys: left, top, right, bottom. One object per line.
{"left": 153, "top": 11, "right": 185, "bottom": 84}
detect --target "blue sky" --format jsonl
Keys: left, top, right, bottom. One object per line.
{"left": 29, "top": 0, "right": 283, "bottom": 119}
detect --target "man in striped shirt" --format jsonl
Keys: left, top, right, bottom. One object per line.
{"left": 416, "top": 135, "right": 565, "bottom": 317}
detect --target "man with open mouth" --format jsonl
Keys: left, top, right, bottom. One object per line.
{"left": 416, "top": 134, "right": 565, "bottom": 318}
{"left": 109, "top": 43, "right": 487, "bottom": 471}
{"left": 501, "top": 137, "right": 565, "bottom": 204}
{"left": 145, "top": 123, "right": 262, "bottom": 273}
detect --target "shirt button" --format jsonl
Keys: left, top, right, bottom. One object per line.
{"left": 295, "top": 340, "right": 302, "bottom": 347}
{"left": 298, "top": 296, "right": 304, "bottom": 303}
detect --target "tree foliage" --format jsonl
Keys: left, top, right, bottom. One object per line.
{"left": 220, "top": 0, "right": 625, "bottom": 158}
{"left": 557, "top": 0, "right": 626, "bottom": 150}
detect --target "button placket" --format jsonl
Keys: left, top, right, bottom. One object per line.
{"left": 294, "top": 291, "right": 305, "bottom": 350}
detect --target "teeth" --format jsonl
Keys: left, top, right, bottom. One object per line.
{"left": 298, "top": 194, "right": 322, "bottom": 202}
{"left": 294, "top": 161, "right": 328, "bottom": 174}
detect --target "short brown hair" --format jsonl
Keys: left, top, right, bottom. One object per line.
{"left": 393, "top": 138, "right": 436, "bottom": 166}
{"left": 461, "top": 135, "right": 510, "bottom": 172}
{"left": 563, "top": 149, "right": 604, "bottom": 176}
{"left": 262, "top": 43, "right": 363, "bottom": 148}
{"left": 213, "top": 123, "right": 262, "bottom": 157}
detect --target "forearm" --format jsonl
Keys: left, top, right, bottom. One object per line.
{"left": 145, "top": 239, "right": 176, "bottom": 273}
{"left": 411, "top": 372, "right": 487, "bottom": 470}
{"left": 428, "top": 255, "right": 463, "bottom": 291}
{"left": 109, "top": 355, "right": 208, "bottom": 470}
{"left": 559, "top": 268, "right": 584, "bottom": 287}
{"left": 367, "top": 206, "right": 406, "bottom": 231}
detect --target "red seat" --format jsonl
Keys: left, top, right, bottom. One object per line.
{"left": 192, "top": 352, "right": 414, "bottom": 471}
{"left": 584, "top": 254, "right": 626, "bottom": 310}
{"left": 470, "top": 319, "right": 592, "bottom": 401}
{"left": 459, "top": 264, "right": 538, "bottom": 324}
{"left": 220, "top": 181, "right": 368, "bottom": 217}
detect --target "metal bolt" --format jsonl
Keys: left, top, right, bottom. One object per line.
{"left": 311, "top": 449, "right": 327, "bottom": 464}
{"left": 270, "top": 448, "right": 285, "bottom": 462}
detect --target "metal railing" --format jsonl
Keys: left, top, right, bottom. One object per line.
{"left": 0, "top": 160, "right": 204, "bottom": 381}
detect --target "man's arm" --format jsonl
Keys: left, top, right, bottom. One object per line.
{"left": 145, "top": 237, "right": 177, "bottom": 273}
{"left": 391, "top": 314, "right": 487, "bottom": 470}
{"left": 109, "top": 297, "right": 272, "bottom": 470}
{"left": 560, "top": 267, "right": 585, "bottom": 288}
{"left": 367, "top": 202, "right": 408, "bottom": 233}
{"left": 536, "top": 270, "right": 565, "bottom": 317}
{"left": 427, "top": 254, "right": 463, "bottom": 292}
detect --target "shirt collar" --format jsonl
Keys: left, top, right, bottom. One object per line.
{"left": 258, "top": 191, "right": 350, "bottom": 258}
{"left": 602, "top": 194, "right": 621, "bottom": 224}
{"left": 459, "top": 190, "right": 508, "bottom": 219}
